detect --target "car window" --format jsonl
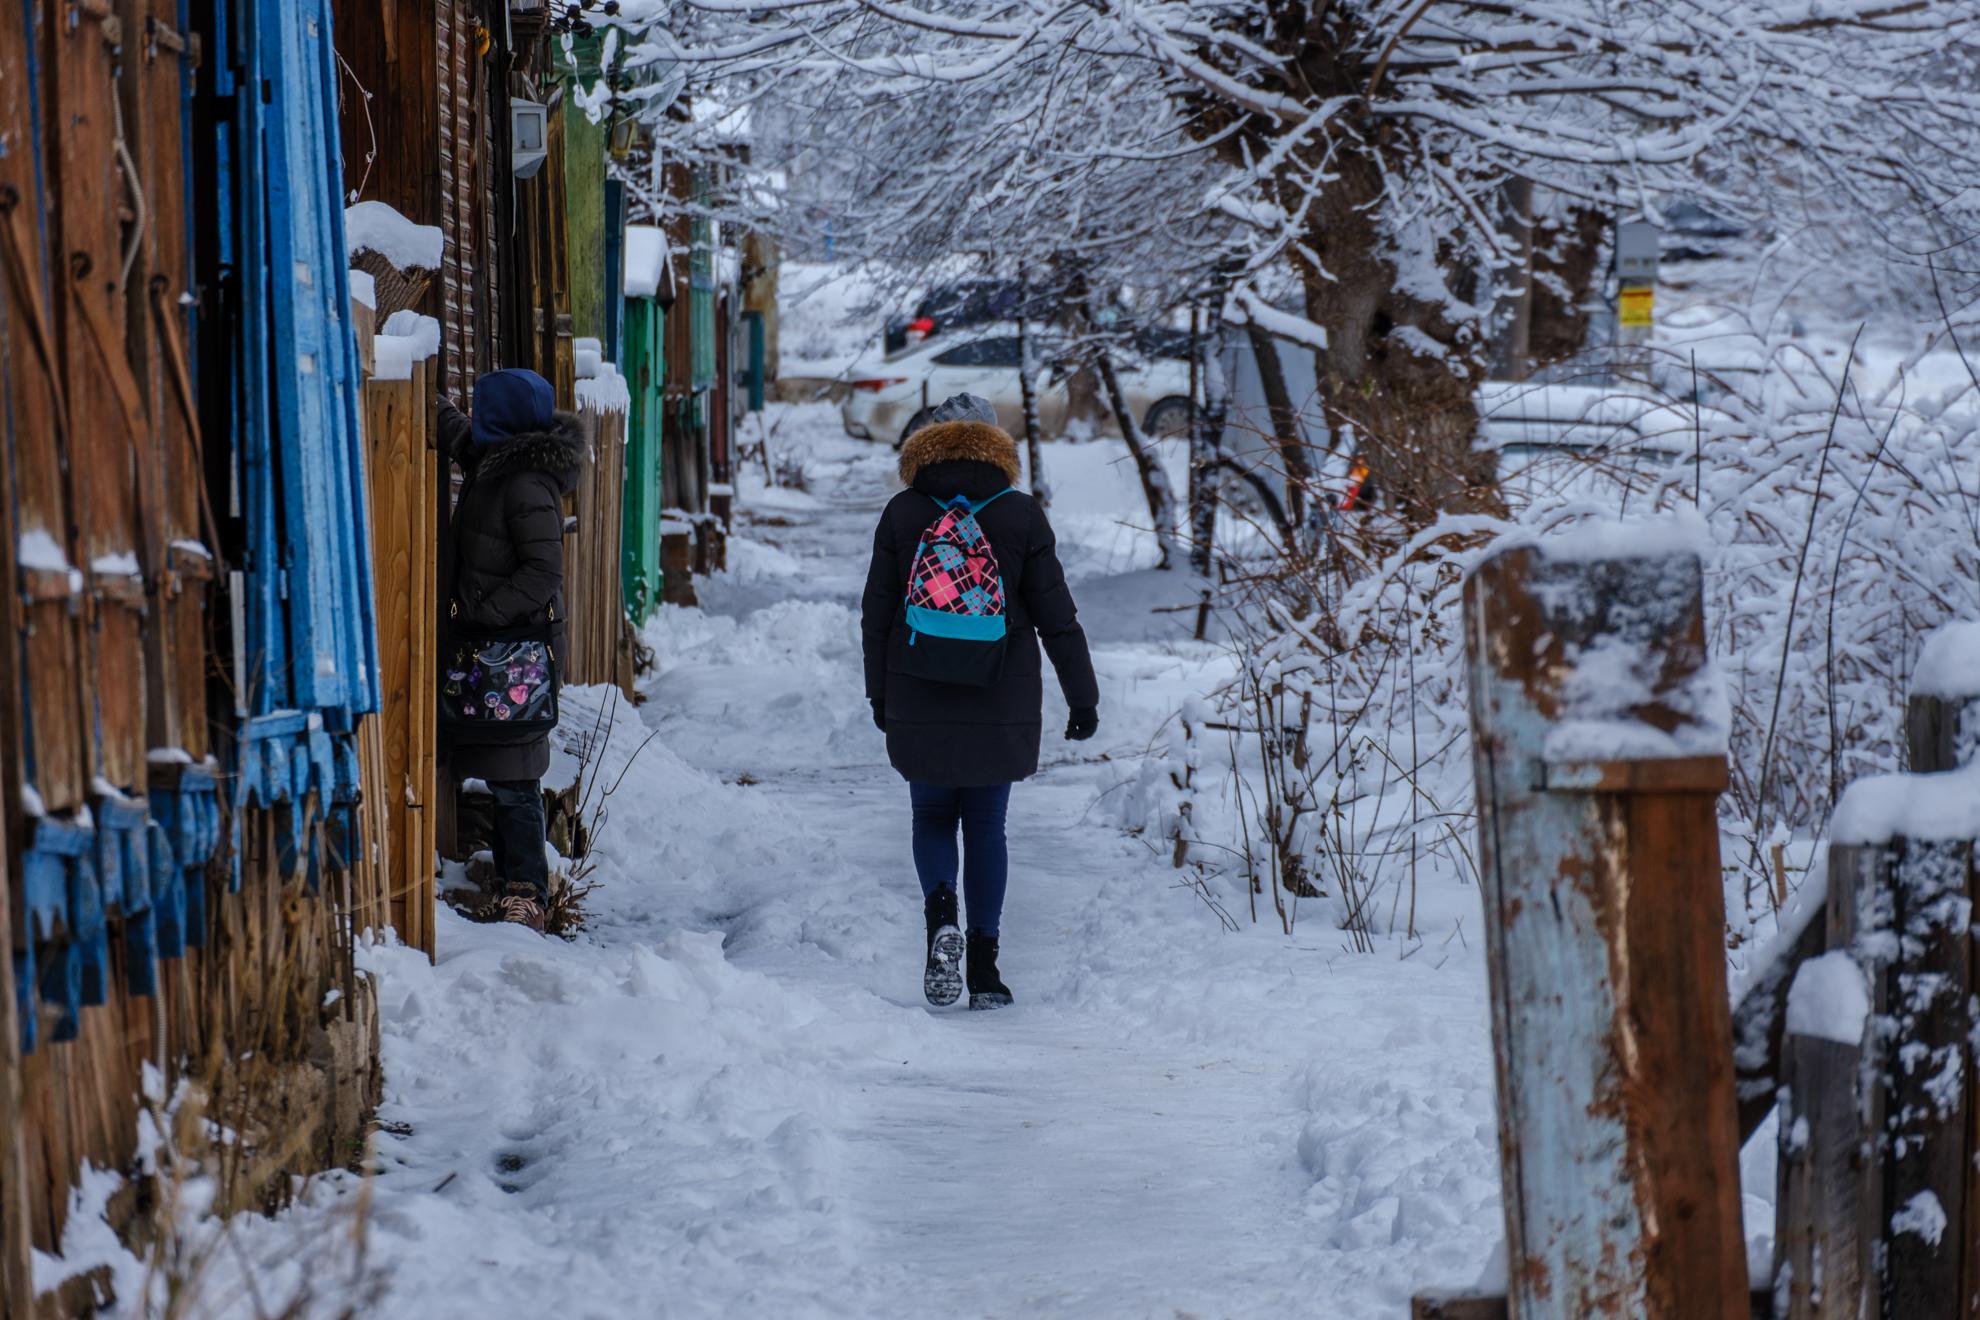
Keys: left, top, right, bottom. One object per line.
{"left": 933, "top": 337, "right": 1024, "bottom": 368}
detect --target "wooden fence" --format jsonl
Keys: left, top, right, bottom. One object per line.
{"left": 1, "top": 1, "right": 388, "bottom": 1301}
{"left": 1416, "top": 529, "right": 1980, "bottom": 1320}
{"left": 566, "top": 373, "right": 636, "bottom": 693}
{"left": 355, "top": 304, "right": 441, "bottom": 958}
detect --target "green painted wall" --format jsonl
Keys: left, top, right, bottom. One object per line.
{"left": 557, "top": 35, "right": 611, "bottom": 343}
{"left": 623, "top": 297, "right": 665, "bottom": 623}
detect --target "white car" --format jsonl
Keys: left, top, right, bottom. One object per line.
{"left": 842, "top": 326, "right": 1196, "bottom": 447}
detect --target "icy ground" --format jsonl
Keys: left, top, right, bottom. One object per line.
{"left": 168, "top": 405, "right": 1516, "bottom": 1318}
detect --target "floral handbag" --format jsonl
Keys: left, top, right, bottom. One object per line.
{"left": 439, "top": 618, "right": 560, "bottom": 745}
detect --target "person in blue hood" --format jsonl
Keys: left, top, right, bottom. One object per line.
{"left": 437, "top": 369, "right": 586, "bottom": 932}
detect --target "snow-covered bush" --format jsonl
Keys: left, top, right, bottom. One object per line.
{"left": 1130, "top": 333, "right": 1979, "bottom": 943}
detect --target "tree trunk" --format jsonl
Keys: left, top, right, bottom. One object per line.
{"left": 1017, "top": 304, "right": 1048, "bottom": 509}
{"left": 1295, "top": 149, "right": 1505, "bottom": 527}
{"left": 1053, "top": 259, "right": 1111, "bottom": 438}
{"left": 1097, "top": 352, "right": 1179, "bottom": 569}
{"left": 1489, "top": 178, "right": 1535, "bottom": 382}
{"left": 1528, "top": 204, "right": 1609, "bottom": 371}
{"left": 1187, "top": 307, "right": 1222, "bottom": 576}
{"left": 1242, "top": 319, "right": 1312, "bottom": 538}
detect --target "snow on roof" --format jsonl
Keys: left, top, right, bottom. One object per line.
{"left": 346, "top": 201, "right": 443, "bottom": 271}
{"left": 1914, "top": 622, "right": 1980, "bottom": 701}
{"left": 625, "top": 225, "right": 670, "bottom": 299}
{"left": 371, "top": 311, "right": 442, "bottom": 381}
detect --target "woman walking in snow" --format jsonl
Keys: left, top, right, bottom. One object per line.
{"left": 437, "top": 368, "right": 585, "bottom": 933}
{"left": 860, "top": 393, "right": 1099, "bottom": 1009}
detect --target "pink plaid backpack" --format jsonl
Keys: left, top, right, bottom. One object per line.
{"left": 901, "top": 489, "right": 1014, "bottom": 687}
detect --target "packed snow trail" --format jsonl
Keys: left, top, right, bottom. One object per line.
{"left": 190, "top": 406, "right": 1507, "bottom": 1319}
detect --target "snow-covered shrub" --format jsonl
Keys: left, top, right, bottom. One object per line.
{"left": 1154, "top": 332, "right": 1979, "bottom": 943}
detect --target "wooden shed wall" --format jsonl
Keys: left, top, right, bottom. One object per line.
{"left": 4, "top": 0, "right": 388, "bottom": 1295}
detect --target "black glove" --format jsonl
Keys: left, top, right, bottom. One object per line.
{"left": 1065, "top": 706, "right": 1098, "bottom": 741}
{"left": 871, "top": 700, "right": 886, "bottom": 732}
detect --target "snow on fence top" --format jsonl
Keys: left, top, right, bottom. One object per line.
{"left": 1785, "top": 950, "right": 1871, "bottom": 1045}
{"left": 1479, "top": 513, "right": 1728, "bottom": 764}
{"left": 575, "top": 336, "right": 603, "bottom": 380}
{"left": 1513, "top": 508, "right": 1712, "bottom": 564}
{"left": 625, "top": 226, "right": 670, "bottom": 298}
{"left": 371, "top": 310, "right": 442, "bottom": 382}
{"left": 1914, "top": 622, "right": 1980, "bottom": 701}
{"left": 345, "top": 201, "right": 442, "bottom": 271}
{"left": 575, "top": 363, "right": 630, "bottom": 415}
{"left": 1830, "top": 761, "right": 1980, "bottom": 845}
{"left": 348, "top": 269, "right": 377, "bottom": 310}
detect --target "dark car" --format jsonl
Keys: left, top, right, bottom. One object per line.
{"left": 883, "top": 280, "right": 1055, "bottom": 357}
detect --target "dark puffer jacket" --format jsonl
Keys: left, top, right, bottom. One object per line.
{"left": 438, "top": 400, "right": 585, "bottom": 781}
{"left": 860, "top": 420, "right": 1099, "bottom": 786}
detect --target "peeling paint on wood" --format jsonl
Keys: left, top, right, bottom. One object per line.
{"left": 1463, "top": 544, "right": 1748, "bottom": 1320}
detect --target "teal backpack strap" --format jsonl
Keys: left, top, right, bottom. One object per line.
{"left": 927, "top": 488, "right": 1016, "bottom": 515}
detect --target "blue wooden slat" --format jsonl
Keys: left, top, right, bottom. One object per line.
{"left": 257, "top": 0, "right": 376, "bottom": 721}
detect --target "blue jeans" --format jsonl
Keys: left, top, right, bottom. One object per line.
{"left": 908, "top": 781, "right": 1011, "bottom": 938}
{"left": 488, "top": 779, "right": 549, "bottom": 904}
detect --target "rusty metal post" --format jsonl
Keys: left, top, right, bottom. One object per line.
{"left": 1461, "top": 539, "right": 1748, "bottom": 1319}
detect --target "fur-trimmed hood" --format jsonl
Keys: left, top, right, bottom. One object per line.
{"left": 455, "top": 411, "right": 587, "bottom": 494}
{"left": 898, "top": 420, "right": 1022, "bottom": 488}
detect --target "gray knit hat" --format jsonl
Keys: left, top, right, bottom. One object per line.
{"left": 927, "top": 392, "right": 998, "bottom": 426}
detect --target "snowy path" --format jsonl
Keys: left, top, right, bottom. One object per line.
{"left": 216, "top": 407, "right": 1507, "bottom": 1320}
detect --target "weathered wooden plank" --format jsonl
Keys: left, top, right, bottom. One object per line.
{"left": 2, "top": 2, "right": 90, "bottom": 814}
{"left": 1463, "top": 543, "right": 1748, "bottom": 1320}
{"left": 407, "top": 366, "right": 436, "bottom": 957}
{"left": 1412, "top": 1293, "right": 1507, "bottom": 1320}
{"left": 52, "top": 0, "right": 149, "bottom": 791}
{"left": 1410, "top": 1289, "right": 1777, "bottom": 1318}
{"left": 1881, "top": 838, "right": 1974, "bottom": 1318}
{"left": 1774, "top": 1010, "right": 1873, "bottom": 1317}
{"left": 1907, "top": 622, "right": 1980, "bottom": 777}
{"left": 1733, "top": 897, "right": 1829, "bottom": 1144}
{"left": 1539, "top": 754, "right": 1729, "bottom": 794}
{"left": 1786, "top": 825, "right": 1980, "bottom": 1320}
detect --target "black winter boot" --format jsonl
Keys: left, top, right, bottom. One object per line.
{"left": 923, "top": 888, "right": 964, "bottom": 1007}
{"left": 966, "top": 932, "right": 1013, "bottom": 1010}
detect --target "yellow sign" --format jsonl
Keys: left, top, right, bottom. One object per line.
{"left": 1618, "top": 285, "right": 1655, "bottom": 328}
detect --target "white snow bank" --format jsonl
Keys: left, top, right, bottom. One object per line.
{"left": 575, "top": 363, "right": 630, "bottom": 415}
{"left": 345, "top": 201, "right": 442, "bottom": 271}
{"left": 348, "top": 269, "right": 377, "bottom": 310}
{"left": 1915, "top": 623, "right": 1980, "bottom": 700}
{"left": 1785, "top": 951, "right": 1869, "bottom": 1045}
{"left": 372, "top": 311, "right": 442, "bottom": 381}
{"left": 625, "top": 225, "right": 670, "bottom": 299}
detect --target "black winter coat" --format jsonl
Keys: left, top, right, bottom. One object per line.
{"left": 860, "top": 419, "right": 1099, "bottom": 786}
{"left": 438, "top": 399, "right": 585, "bottom": 782}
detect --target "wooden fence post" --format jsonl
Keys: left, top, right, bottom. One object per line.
{"left": 1775, "top": 620, "right": 1980, "bottom": 1318}
{"left": 1459, "top": 538, "right": 1748, "bottom": 1319}
{"left": 1908, "top": 622, "right": 1980, "bottom": 775}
